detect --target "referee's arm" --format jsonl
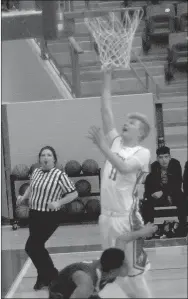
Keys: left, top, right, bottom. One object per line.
{"left": 58, "top": 172, "right": 78, "bottom": 205}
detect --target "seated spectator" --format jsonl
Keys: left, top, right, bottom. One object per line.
{"left": 183, "top": 161, "right": 188, "bottom": 198}
{"left": 142, "top": 146, "right": 187, "bottom": 236}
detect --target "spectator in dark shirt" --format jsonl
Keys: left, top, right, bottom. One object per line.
{"left": 142, "top": 146, "right": 187, "bottom": 236}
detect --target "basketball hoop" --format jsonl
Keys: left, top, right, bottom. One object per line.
{"left": 84, "top": 8, "right": 144, "bottom": 70}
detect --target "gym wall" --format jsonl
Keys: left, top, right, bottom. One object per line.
{"left": 2, "top": 40, "right": 62, "bottom": 104}
{"left": 2, "top": 147, "right": 10, "bottom": 218}
{"left": 6, "top": 93, "right": 157, "bottom": 169}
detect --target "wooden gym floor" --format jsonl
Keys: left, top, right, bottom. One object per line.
{"left": 2, "top": 224, "right": 187, "bottom": 298}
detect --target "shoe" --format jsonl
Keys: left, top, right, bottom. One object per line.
{"left": 152, "top": 225, "right": 161, "bottom": 239}
{"left": 160, "top": 234, "right": 167, "bottom": 239}
{"left": 160, "top": 221, "right": 171, "bottom": 239}
{"left": 33, "top": 278, "right": 48, "bottom": 290}
{"left": 171, "top": 221, "right": 179, "bottom": 237}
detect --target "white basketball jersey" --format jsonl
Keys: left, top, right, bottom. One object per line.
{"left": 101, "top": 136, "right": 150, "bottom": 214}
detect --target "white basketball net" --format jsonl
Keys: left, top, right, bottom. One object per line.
{"left": 84, "top": 9, "right": 143, "bottom": 70}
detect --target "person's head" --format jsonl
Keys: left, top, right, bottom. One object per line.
{"left": 121, "top": 112, "right": 150, "bottom": 145}
{"left": 38, "top": 146, "right": 57, "bottom": 171}
{"left": 156, "top": 146, "right": 171, "bottom": 169}
{"left": 100, "top": 248, "right": 128, "bottom": 279}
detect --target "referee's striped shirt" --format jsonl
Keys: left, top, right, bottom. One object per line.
{"left": 30, "top": 167, "right": 76, "bottom": 212}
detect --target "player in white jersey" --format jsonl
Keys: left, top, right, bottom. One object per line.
{"left": 88, "top": 69, "right": 157, "bottom": 298}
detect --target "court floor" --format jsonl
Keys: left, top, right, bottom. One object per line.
{"left": 2, "top": 224, "right": 187, "bottom": 298}
{"left": 5, "top": 247, "right": 188, "bottom": 298}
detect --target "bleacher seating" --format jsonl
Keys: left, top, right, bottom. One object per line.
{"left": 142, "top": 3, "right": 176, "bottom": 53}
{"left": 164, "top": 32, "right": 188, "bottom": 83}
{"left": 138, "top": 181, "right": 184, "bottom": 227}
{"left": 177, "top": 2, "right": 188, "bottom": 32}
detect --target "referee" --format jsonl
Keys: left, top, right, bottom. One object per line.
{"left": 17, "top": 146, "right": 78, "bottom": 290}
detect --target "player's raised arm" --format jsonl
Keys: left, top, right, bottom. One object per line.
{"left": 101, "top": 69, "right": 118, "bottom": 145}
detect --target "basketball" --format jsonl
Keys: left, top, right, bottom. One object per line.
{"left": 29, "top": 162, "right": 40, "bottom": 176}
{"left": 82, "top": 159, "right": 99, "bottom": 175}
{"left": 85, "top": 198, "right": 101, "bottom": 215}
{"left": 12, "top": 164, "right": 29, "bottom": 179}
{"left": 19, "top": 183, "right": 30, "bottom": 196}
{"left": 65, "top": 160, "right": 82, "bottom": 176}
{"left": 75, "top": 180, "right": 91, "bottom": 196}
{"left": 67, "top": 199, "right": 85, "bottom": 214}
{"left": 15, "top": 204, "right": 29, "bottom": 219}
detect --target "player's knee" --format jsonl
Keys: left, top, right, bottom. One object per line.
{"left": 81, "top": 277, "right": 94, "bottom": 295}
{"left": 49, "top": 290, "right": 63, "bottom": 299}
{"left": 73, "top": 284, "right": 94, "bottom": 298}
{"left": 73, "top": 271, "right": 94, "bottom": 297}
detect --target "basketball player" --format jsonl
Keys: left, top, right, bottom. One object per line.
{"left": 88, "top": 69, "right": 157, "bottom": 298}
{"left": 49, "top": 248, "right": 129, "bottom": 299}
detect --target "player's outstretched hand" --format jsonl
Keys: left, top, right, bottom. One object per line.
{"left": 141, "top": 223, "right": 158, "bottom": 238}
{"left": 87, "top": 126, "right": 106, "bottom": 150}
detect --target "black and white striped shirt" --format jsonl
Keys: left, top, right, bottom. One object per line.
{"left": 30, "top": 167, "right": 75, "bottom": 212}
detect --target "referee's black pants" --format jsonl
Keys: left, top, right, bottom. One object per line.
{"left": 25, "top": 209, "right": 61, "bottom": 284}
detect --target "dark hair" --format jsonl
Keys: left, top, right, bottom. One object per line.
{"left": 38, "top": 146, "right": 57, "bottom": 164}
{"left": 100, "top": 248, "right": 125, "bottom": 273}
{"left": 156, "top": 146, "right": 170, "bottom": 156}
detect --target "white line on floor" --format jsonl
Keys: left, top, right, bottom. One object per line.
{"left": 50, "top": 250, "right": 102, "bottom": 256}
{"left": 5, "top": 258, "right": 31, "bottom": 298}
